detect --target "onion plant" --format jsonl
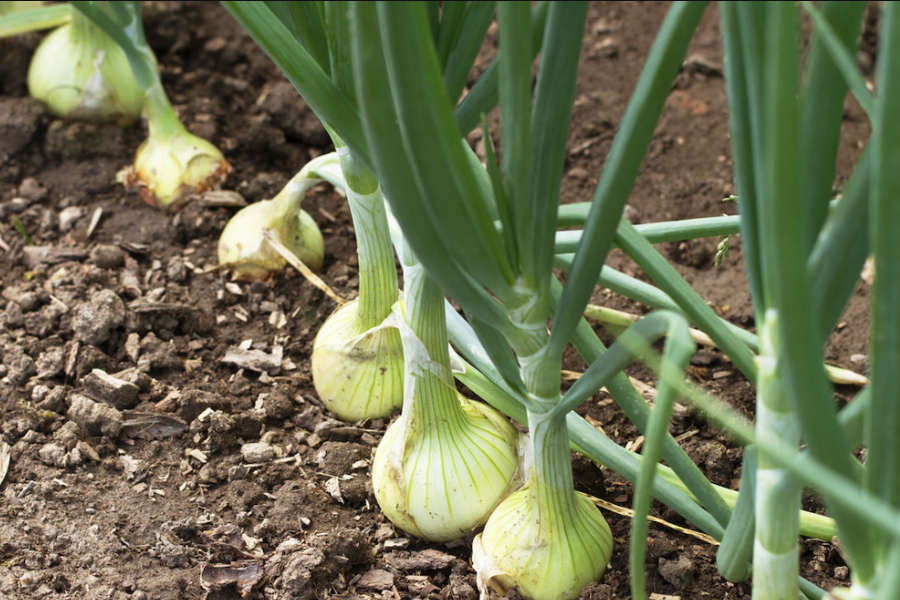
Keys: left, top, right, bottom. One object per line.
{"left": 70, "top": 1, "right": 230, "bottom": 211}
{"left": 222, "top": 2, "right": 407, "bottom": 421}
{"left": 217, "top": 152, "right": 346, "bottom": 280}
{"left": 371, "top": 233, "right": 522, "bottom": 542}
{"left": 222, "top": 1, "right": 900, "bottom": 599}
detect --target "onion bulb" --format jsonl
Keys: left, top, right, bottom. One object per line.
{"left": 27, "top": 10, "right": 144, "bottom": 127}
{"left": 311, "top": 146, "right": 404, "bottom": 422}
{"left": 117, "top": 84, "right": 229, "bottom": 211}
{"left": 372, "top": 386, "right": 523, "bottom": 542}
{"left": 473, "top": 410, "right": 613, "bottom": 600}
{"left": 371, "top": 254, "right": 522, "bottom": 542}
{"left": 218, "top": 152, "right": 345, "bottom": 280}
{"left": 311, "top": 299, "right": 404, "bottom": 421}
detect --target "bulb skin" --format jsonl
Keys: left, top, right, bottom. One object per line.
{"left": 474, "top": 479, "right": 613, "bottom": 600}
{"left": 120, "top": 129, "right": 230, "bottom": 210}
{"left": 27, "top": 22, "right": 144, "bottom": 127}
{"left": 218, "top": 202, "right": 324, "bottom": 280}
{"left": 311, "top": 300, "right": 404, "bottom": 422}
{"left": 372, "top": 396, "right": 522, "bottom": 542}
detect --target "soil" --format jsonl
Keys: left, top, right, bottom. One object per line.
{"left": 0, "top": 2, "right": 871, "bottom": 600}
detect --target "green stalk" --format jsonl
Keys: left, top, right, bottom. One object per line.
{"left": 555, "top": 211, "right": 742, "bottom": 246}
{"left": 72, "top": 2, "right": 158, "bottom": 93}
{"left": 334, "top": 142, "right": 399, "bottom": 331}
{"left": 143, "top": 83, "right": 186, "bottom": 141}
{"left": 526, "top": 408, "right": 586, "bottom": 537}
{"left": 866, "top": 0, "right": 900, "bottom": 567}
{"left": 0, "top": 3, "right": 71, "bottom": 37}
{"left": 753, "top": 312, "right": 801, "bottom": 600}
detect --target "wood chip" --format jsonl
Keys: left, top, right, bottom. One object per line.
{"left": 82, "top": 369, "right": 140, "bottom": 409}
{"left": 221, "top": 345, "right": 283, "bottom": 375}
{"left": 0, "top": 442, "right": 10, "bottom": 488}
{"left": 86, "top": 207, "right": 103, "bottom": 238}
{"left": 200, "top": 559, "right": 263, "bottom": 597}
{"left": 22, "top": 246, "right": 88, "bottom": 266}
{"left": 187, "top": 449, "right": 209, "bottom": 463}
{"left": 385, "top": 549, "right": 456, "bottom": 571}
{"left": 356, "top": 569, "right": 394, "bottom": 591}
{"left": 123, "top": 411, "right": 188, "bottom": 439}
{"left": 324, "top": 477, "right": 344, "bottom": 504}
{"left": 201, "top": 190, "right": 247, "bottom": 207}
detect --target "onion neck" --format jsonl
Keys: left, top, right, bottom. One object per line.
{"left": 336, "top": 144, "right": 399, "bottom": 332}
{"left": 525, "top": 407, "right": 579, "bottom": 518}
{"left": 144, "top": 82, "right": 186, "bottom": 142}
{"left": 399, "top": 248, "right": 464, "bottom": 429}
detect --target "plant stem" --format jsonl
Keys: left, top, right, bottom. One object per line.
{"left": 335, "top": 143, "right": 399, "bottom": 332}
{"left": 526, "top": 407, "right": 578, "bottom": 521}
{"left": 753, "top": 311, "right": 800, "bottom": 600}
{"left": 143, "top": 82, "right": 185, "bottom": 141}
{"left": 0, "top": 3, "right": 71, "bottom": 37}
{"left": 399, "top": 242, "right": 457, "bottom": 422}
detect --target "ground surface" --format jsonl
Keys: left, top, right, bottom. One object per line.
{"left": 0, "top": 2, "right": 872, "bottom": 600}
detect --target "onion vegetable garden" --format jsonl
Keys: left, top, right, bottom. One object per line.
{"left": 1, "top": 1, "right": 895, "bottom": 599}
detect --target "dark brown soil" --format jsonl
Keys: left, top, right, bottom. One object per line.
{"left": 0, "top": 3, "right": 870, "bottom": 600}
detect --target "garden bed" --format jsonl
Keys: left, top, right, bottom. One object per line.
{"left": 0, "top": 2, "right": 871, "bottom": 599}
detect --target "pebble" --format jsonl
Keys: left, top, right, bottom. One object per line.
{"left": 241, "top": 441, "right": 275, "bottom": 463}
{"left": 38, "top": 443, "right": 66, "bottom": 467}
{"left": 58, "top": 206, "right": 86, "bottom": 232}
{"left": 72, "top": 289, "right": 125, "bottom": 346}
{"left": 88, "top": 244, "right": 127, "bottom": 270}
{"left": 658, "top": 555, "right": 694, "bottom": 589}
{"left": 18, "top": 177, "right": 46, "bottom": 201}
{"left": 67, "top": 393, "right": 123, "bottom": 438}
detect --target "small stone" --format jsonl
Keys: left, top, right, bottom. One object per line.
{"left": 356, "top": 569, "right": 394, "bottom": 591}
{"left": 38, "top": 443, "right": 66, "bottom": 467}
{"left": 36, "top": 386, "right": 67, "bottom": 413}
{"left": 567, "top": 167, "right": 590, "bottom": 180}
{"left": 138, "top": 333, "right": 185, "bottom": 373}
{"left": 2, "top": 286, "right": 45, "bottom": 312}
{"left": 166, "top": 256, "right": 187, "bottom": 283}
{"left": 81, "top": 369, "right": 140, "bottom": 409}
{"left": 36, "top": 347, "right": 66, "bottom": 379}
{"left": 2, "top": 345, "right": 36, "bottom": 386}
{"left": 72, "top": 289, "right": 125, "bottom": 346}
{"left": 31, "top": 384, "right": 51, "bottom": 403}
{"left": 67, "top": 393, "right": 123, "bottom": 438}
{"left": 18, "top": 177, "right": 47, "bottom": 202}
{"left": 241, "top": 441, "right": 275, "bottom": 464}
{"left": 690, "top": 349, "right": 718, "bottom": 367}
{"left": 3, "top": 300, "right": 25, "bottom": 328}
{"left": 112, "top": 367, "right": 154, "bottom": 391}
{"left": 658, "top": 555, "right": 694, "bottom": 589}
{"left": 59, "top": 206, "right": 86, "bottom": 232}
{"left": 88, "top": 244, "right": 127, "bottom": 269}
{"left": 54, "top": 421, "right": 81, "bottom": 450}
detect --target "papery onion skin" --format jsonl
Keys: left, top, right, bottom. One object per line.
{"left": 28, "top": 18, "right": 144, "bottom": 127}
{"left": 474, "top": 477, "right": 613, "bottom": 600}
{"left": 372, "top": 394, "right": 522, "bottom": 542}
{"left": 311, "top": 300, "right": 404, "bottom": 422}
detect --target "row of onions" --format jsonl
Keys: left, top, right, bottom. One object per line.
{"left": 224, "top": 2, "right": 900, "bottom": 599}
{"left": 7, "top": 2, "right": 900, "bottom": 599}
